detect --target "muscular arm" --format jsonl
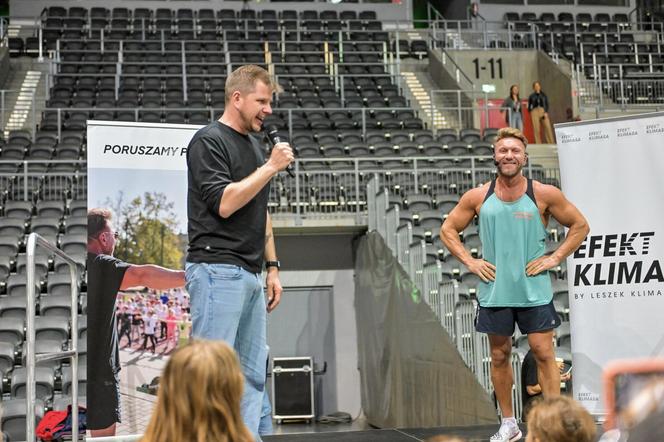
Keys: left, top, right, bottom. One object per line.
{"left": 219, "top": 143, "right": 293, "bottom": 219}
{"left": 441, "top": 188, "right": 496, "bottom": 282}
{"left": 264, "top": 212, "right": 282, "bottom": 312}
{"left": 440, "top": 190, "right": 478, "bottom": 267}
{"left": 120, "top": 265, "right": 185, "bottom": 291}
{"left": 526, "top": 184, "right": 590, "bottom": 276}
{"left": 544, "top": 186, "right": 589, "bottom": 262}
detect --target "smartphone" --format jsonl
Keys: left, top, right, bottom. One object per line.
{"left": 602, "top": 358, "right": 664, "bottom": 430}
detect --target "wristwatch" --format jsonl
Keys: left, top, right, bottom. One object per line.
{"left": 265, "top": 260, "right": 281, "bottom": 270}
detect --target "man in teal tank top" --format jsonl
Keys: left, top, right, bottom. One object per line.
{"left": 440, "top": 128, "right": 589, "bottom": 442}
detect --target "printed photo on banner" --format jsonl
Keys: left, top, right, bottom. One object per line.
{"left": 86, "top": 121, "right": 199, "bottom": 437}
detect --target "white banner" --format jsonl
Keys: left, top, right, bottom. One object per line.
{"left": 87, "top": 120, "right": 202, "bottom": 171}
{"left": 555, "top": 112, "right": 664, "bottom": 415}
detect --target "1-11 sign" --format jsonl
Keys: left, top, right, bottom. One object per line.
{"left": 472, "top": 57, "right": 504, "bottom": 80}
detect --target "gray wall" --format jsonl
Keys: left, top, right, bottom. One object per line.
{"left": 0, "top": 48, "right": 9, "bottom": 88}
{"left": 446, "top": 49, "right": 540, "bottom": 99}
{"left": 270, "top": 232, "right": 360, "bottom": 417}
{"left": 267, "top": 286, "right": 337, "bottom": 416}
{"left": 428, "top": 48, "right": 465, "bottom": 91}
{"left": 10, "top": 0, "right": 412, "bottom": 22}
{"left": 274, "top": 233, "right": 357, "bottom": 271}
{"left": 275, "top": 270, "right": 360, "bottom": 418}
{"left": 537, "top": 50, "right": 573, "bottom": 128}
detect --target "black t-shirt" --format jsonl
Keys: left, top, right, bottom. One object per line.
{"left": 86, "top": 253, "right": 130, "bottom": 383}
{"left": 186, "top": 121, "right": 269, "bottom": 273}
{"left": 117, "top": 312, "right": 131, "bottom": 330}
{"left": 528, "top": 92, "right": 549, "bottom": 112}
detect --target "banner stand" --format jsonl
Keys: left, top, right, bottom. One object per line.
{"left": 555, "top": 112, "right": 664, "bottom": 417}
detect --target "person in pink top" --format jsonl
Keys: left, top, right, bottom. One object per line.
{"left": 165, "top": 308, "right": 178, "bottom": 351}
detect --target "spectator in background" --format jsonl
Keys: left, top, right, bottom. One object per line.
{"left": 502, "top": 85, "right": 523, "bottom": 131}
{"left": 178, "top": 313, "right": 192, "bottom": 348}
{"left": 159, "top": 291, "right": 169, "bottom": 305}
{"left": 526, "top": 395, "right": 595, "bottom": 442}
{"left": 142, "top": 309, "right": 158, "bottom": 353}
{"left": 131, "top": 307, "right": 143, "bottom": 343}
{"left": 157, "top": 303, "right": 168, "bottom": 340}
{"left": 165, "top": 308, "right": 178, "bottom": 351}
{"left": 527, "top": 81, "right": 555, "bottom": 144}
{"left": 117, "top": 306, "right": 133, "bottom": 348}
{"left": 522, "top": 348, "right": 571, "bottom": 420}
{"left": 141, "top": 340, "right": 253, "bottom": 442}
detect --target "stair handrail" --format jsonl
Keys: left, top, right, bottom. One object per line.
{"left": 26, "top": 233, "right": 80, "bottom": 442}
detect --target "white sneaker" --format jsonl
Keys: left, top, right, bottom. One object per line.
{"left": 489, "top": 422, "right": 523, "bottom": 442}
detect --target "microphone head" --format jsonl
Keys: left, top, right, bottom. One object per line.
{"left": 265, "top": 125, "right": 279, "bottom": 137}
{"left": 265, "top": 125, "right": 286, "bottom": 145}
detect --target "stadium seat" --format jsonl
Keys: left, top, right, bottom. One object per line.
{"left": 60, "top": 365, "right": 87, "bottom": 397}
{"left": 0, "top": 317, "right": 25, "bottom": 348}
{"left": 34, "top": 316, "right": 70, "bottom": 344}
{"left": 10, "top": 367, "right": 56, "bottom": 400}
{"left": 0, "top": 399, "right": 46, "bottom": 442}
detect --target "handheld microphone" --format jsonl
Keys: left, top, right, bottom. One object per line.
{"left": 265, "top": 125, "right": 295, "bottom": 178}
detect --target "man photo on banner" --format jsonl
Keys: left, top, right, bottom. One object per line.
{"left": 86, "top": 208, "right": 185, "bottom": 437}
{"left": 440, "top": 127, "right": 589, "bottom": 442}
{"left": 185, "top": 64, "right": 293, "bottom": 440}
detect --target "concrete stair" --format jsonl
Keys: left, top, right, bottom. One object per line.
{"left": 2, "top": 58, "right": 50, "bottom": 137}
{"left": 400, "top": 62, "right": 449, "bottom": 130}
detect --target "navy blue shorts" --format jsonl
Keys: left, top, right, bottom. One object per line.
{"left": 475, "top": 300, "right": 561, "bottom": 336}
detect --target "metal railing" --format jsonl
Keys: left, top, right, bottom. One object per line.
{"left": 409, "top": 240, "right": 425, "bottom": 294}
{"left": 577, "top": 77, "right": 664, "bottom": 107}
{"left": 0, "top": 17, "right": 8, "bottom": 46}
{"left": 25, "top": 232, "right": 80, "bottom": 442}
{"left": 437, "top": 49, "right": 476, "bottom": 92}
{"left": 6, "top": 104, "right": 421, "bottom": 141}
{"left": 1, "top": 158, "right": 559, "bottom": 230}
{"left": 0, "top": 161, "right": 87, "bottom": 202}
{"left": 429, "top": 90, "right": 511, "bottom": 130}
{"left": 396, "top": 223, "right": 412, "bottom": 270}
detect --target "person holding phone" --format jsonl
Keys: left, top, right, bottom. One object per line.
{"left": 521, "top": 350, "right": 571, "bottom": 420}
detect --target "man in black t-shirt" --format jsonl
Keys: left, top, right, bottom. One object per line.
{"left": 186, "top": 65, "right": 293, "bottom": 440}
{"left": 87, "top": 208, "right": 185, "bottom": 437}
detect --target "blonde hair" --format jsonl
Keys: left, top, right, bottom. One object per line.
{"left": 495, "top": 127, "right": 528, "bottom": 149}
{"left": 526, "top": 396, "right": 596, "bottom": 442}
{"left": 141, "top": 340, "right": 253, "bottom": 442}
{"left": 224, "top": 64, "right": 276, "bottom": 104}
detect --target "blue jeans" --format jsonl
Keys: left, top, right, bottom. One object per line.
{"left": 509, "top": 111, "right": 523, "bottom": 131}
{"left": 185, "top": 262, "right": 272, "bottom": 440}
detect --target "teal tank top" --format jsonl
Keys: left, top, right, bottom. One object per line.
{"left": 477, "top": 178, "right": 552, "bottom": 307}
